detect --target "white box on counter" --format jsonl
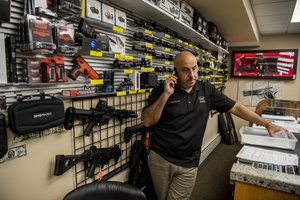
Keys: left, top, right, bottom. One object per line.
{"left": 240, "top": 126, "right": 297, "bottom": 150}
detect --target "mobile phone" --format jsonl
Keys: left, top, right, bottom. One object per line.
{"left": 174, "top": 68, "right": 178, "bottom": 76}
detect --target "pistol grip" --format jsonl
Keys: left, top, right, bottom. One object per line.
{"left": 68, "top": 65, "right": 81, "bottom": 80}
{"left": 54, "top": 155, "right": 65, "bottom": 176}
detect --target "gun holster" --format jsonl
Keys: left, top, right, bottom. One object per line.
{"left": 8, "top": 95, "right": 65, "bottom": 135}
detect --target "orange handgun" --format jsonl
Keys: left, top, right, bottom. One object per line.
{"left": 69, "top": 55, "right": 98, "bottom": 80}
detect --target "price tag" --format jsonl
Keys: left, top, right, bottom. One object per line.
{"left": 145, "top": 42, "right": 153, "bottom": 48}
{"left": 196, "top": 56, "right": 199, "bottom": 60}
{"left": 144, "top": 29, "right": 153, "bottom": 35}
{"left": 113, "top": 26, "right": 124, "bottom": 33}
{"left": 90, "top": 51, "right": 103, "bottom": 57}
{"left": 178, "top": 39, "right": 183, "bottom": 43}
{"left": 117, "top": 91, "right": 127, "bottom": 96}
{"left": 138, "top": 89, "right": 146, "bottom": 93}
{"left": 165, "top": 34, "right": 170, "bottom": 38}
{"left": 141, "top": 67, "right": 155, "bottom": 72}
{"left": 164, "top": 61, "right": 170, "bottom": 65}
{"left": 196, "top": 47, "right": 199, "bottom": 50}
{"left": 189, "top": 44, "right": 193, "bottom": 47}
{"left": 129, "top": 90, "right": 137, "bottom": 95}
{"left": 184, "top": 42, "right": 188, "bottom": 46}
{"left": 125, "top": 55, "right": 133, "bottom": 61}
{"left": 90, "top": 79, "right": 104, "bottom": 85}
{"left": 149, "top": 88, "right": 153, "bottom": 92}
{"left": 164, "top": 74, "right": 170, "bottom": 78}
{"left": 145, "top": 55, "right": 152, "bottom": 60}
{"left": 114, "top": 54, "right": 125, "bottom": 59}
{"left": 164, "top": 48, "right": 170, "bottom": 52}
{"left": 124, "top": 69, "right": 133, "bottom": 74}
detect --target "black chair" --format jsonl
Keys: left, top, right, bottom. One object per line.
{"left": 63, "top": 181, "right": 147, "bottom": 200}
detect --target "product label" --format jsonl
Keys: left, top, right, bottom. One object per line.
{"left": 90, "top": 79, "right": 104, "bottom": 85}
{"left": 117, "top": 91, "right": 127, "bottom": 96}
{"left": 113, "top": 26, "right": 124, "bottom": 33}
{"left": 90, "top": 51, "right": 103, "bottom": 57}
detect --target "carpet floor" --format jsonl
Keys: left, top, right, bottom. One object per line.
{"left": 190, "top": 142, "right": 243, "bottom": 200}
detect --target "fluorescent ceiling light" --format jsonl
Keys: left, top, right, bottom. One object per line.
{"left": 291, "top": 0, "right": 300, "bottom": 23}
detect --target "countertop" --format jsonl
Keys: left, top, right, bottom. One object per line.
{"left": 230, "top": 133, "right": 300, "bottom": 195}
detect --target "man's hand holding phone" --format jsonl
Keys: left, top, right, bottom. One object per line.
{"left": 164, "top": 72, "right": 177, "bottom": 95}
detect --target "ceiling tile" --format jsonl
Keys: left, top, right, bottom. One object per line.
{"left": 287, "top": 23, "right": 300, "bottom": 33}
{"left": 259, "top": 24, "right": 288, "bottom": 34}
{"left": 251, "top": 0, "right": 294, "bottom": 5}
{"left": 256, "top": 15, "right": 291, "bottom": 25}
{"left": 253, "top": 1, "right": 295, "bottom": 16}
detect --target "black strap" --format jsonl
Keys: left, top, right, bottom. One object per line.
{"left": 0, "top": 112, "right": 8, "bottom": 158}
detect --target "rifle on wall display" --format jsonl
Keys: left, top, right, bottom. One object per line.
{"left": 54, "top": 145, "right": 122, "bottom": 178}
{"left": 64, "top": 100, "right": 138, "bottom": 136}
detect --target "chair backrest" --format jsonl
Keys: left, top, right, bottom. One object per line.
{"left": 63, "top": 181, "right": 147, "bottom": 200}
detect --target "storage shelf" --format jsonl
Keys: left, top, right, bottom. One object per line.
{"left": 109, "top": 0, "right": 228, "bottom": 54}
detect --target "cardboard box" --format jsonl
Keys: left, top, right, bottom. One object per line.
{"left": 115, "top": 9, "right": 126, "bottom": 29}
{"left": 180, "top": 0, "right": 194, "bottom": 17}
{"left": 108, "top": 35, "right": 126, "bottom": 54}
{"left": 179, "top": 11, "right": 192, "bottom": 27}
{"left": 156, "top": 0, "right": 180, "bottom": 18}
{"left": 86, "top": 0, "right": 101, "bottom": 21}
{"left": 101, "top": 3, "right": 115, "bottom": 25}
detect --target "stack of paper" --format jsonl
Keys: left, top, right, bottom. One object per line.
{"left": 236, "top": 146, "right": 298, "bottom": 166}
{"left": 262, "top": 114, "right": 296, "bottom": 122}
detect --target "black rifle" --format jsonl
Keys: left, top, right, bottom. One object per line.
{"left": 54, "top": 145, "right": 121, "bottom": 178}
{"left": 64, "top": 100, "right": 138, "bottom": 136}
{"left": 96, "top": 100, "right": 138, "bottom": 124}
{"left": 124, "top": 124, "right": 146, "bottom": 143}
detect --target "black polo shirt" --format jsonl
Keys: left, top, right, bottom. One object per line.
{"left": 145, "top": 81, "right": 236, "bottom": 167}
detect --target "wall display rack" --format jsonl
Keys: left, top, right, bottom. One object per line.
{"left": 108, "top": 0, "right": 229, "bottom": 54}
{"left": 0, "top": 0, "right": 229, "bottom": 189}
{"left": 68, "top": 91, "right": 150, "bottom": 187}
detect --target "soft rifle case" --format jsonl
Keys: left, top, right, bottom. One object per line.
{"left": 8, "top": 95, "right": 64, "bottom": 135}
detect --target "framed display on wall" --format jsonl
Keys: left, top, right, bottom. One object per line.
{"left": 231, "top": 49, "right": 298, "bottom": 80}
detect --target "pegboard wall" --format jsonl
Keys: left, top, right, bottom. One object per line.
{"left": 69, "top": 92, "right": 150, "bottom": 187}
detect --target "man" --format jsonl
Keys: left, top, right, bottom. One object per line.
{"left": 142, "top": 51, "right": 287, "bottom": 200}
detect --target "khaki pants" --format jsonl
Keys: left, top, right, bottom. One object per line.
{"left": 148, "top": 150, "right": 198, "bottom": 200}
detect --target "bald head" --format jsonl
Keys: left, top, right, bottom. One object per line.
{"left": 174, "top": 51, "right": 197, "bottom": 73}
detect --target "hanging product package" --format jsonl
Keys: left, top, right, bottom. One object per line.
{"left": 8, "top": 95, "right": 65, "bottom": 135}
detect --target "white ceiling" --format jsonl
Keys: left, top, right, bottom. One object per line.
{"left": 186, "top": 0, "right": 300, "bottom": 47}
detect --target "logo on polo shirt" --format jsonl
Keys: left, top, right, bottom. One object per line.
{"left": 170, "top": 100, "right": 181, "bottom": 104}
{"left": 198, "top": 96, "right": 206, "bottom": 103}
